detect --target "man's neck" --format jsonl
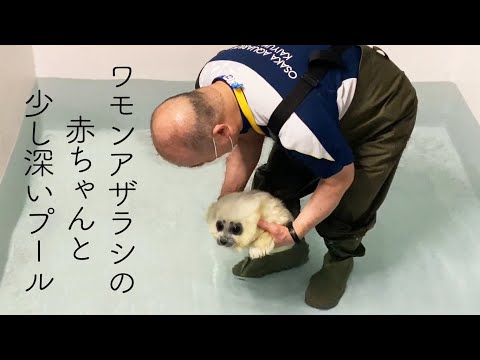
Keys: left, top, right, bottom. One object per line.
{"left": 209, "top": 81, "right": 243, "bottom": 134}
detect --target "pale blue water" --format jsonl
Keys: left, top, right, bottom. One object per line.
{"left": 0, "top": 79, "right": 479, "bottom": 315}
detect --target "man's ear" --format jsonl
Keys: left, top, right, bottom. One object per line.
{"left": 212, "top": 123, "right": 231, "bottom": 139}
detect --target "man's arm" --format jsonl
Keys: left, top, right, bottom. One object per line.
{"left": 256, "top": 162, "right": 355, "bottom": 246}
{"left": 219, "top": 130, "right": 265, "bottom": 197}
{"left": 293, "top": 163, "right": 355, "bottom": 238}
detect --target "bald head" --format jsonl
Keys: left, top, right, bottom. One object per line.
{"left": 150, "top": 81, "right": 245, "bottom": 168}
{"left": 151, "top": 89, "right": 222, "bottom": 166}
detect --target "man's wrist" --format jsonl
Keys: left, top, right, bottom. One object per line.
{"left": 286, "top": 221, "right": 302, "bottom": 244}
{"left": 219, "top": 187, "right": 244, "bottom": 199}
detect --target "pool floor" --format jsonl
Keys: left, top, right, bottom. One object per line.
{"left": 0, "top": 78, "right": 479, "bottom": 315}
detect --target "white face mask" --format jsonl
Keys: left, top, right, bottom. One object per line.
{"left": 212, "top": 136, "right": 235, "bottom": 160}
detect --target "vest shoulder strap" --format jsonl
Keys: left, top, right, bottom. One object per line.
{"left": 266, "top": 45, "right": 353, "bottom": 143}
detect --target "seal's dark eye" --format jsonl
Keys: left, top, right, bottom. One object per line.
{"left": 230, "top": 223, "right": 243, "bottom": 235}
{"left": 216, "top": 221, "right": 224, "bottom": 232}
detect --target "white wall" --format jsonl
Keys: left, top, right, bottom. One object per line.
{"left": 450, "top": 46, "right": 480, "bottom": 126}
{"left": 370, "top": 45, "right": 458, "bottom": 81}
{"left": 33, "top": 45, "right": 457, "bottom": 81}
{"left": 33, "top": 45, "right": 233, "bottom": 81}
{"left": 29, "top": 45, "right": 480, "bottom": 124}
{"left": 0, "top": 46, "right": 36, "bottom": 182}
{"left": 373, "top": 45, "right": 480, "bottom": 124}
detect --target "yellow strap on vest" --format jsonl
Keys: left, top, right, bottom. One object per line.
{"left": 233, "top": 88, "right": 266, "bottom": 136}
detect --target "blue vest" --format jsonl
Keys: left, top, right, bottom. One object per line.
{"left": 196, "top": 45, "right": 362, "bottom": 179}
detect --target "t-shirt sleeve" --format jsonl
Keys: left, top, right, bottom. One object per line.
{"left": 195, "top": 50, "right": 227, "bottom": 90}
{"left": 287, "top": 143, "right": 353, "bottom": 179}
{"left": 281, "top": 107, "right": 354, "bottom": 179}
{"left": 194, "top": 62, "right": 207, "bottom": 89}
{"left": 194, "top": 68, "right": 203, "bottom": 89}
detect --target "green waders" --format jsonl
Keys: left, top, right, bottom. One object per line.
{"left": 232, "top": 45, "right": 419, "bottom": 310}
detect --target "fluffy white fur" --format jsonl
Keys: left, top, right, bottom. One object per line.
{"left": 206, "top": 190, "right": 295, "bottom": 259}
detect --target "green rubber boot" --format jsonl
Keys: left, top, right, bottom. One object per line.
{"left": 304, "top": 253, "right": 354, "bottom": 310}
{"left": 232, "top": 239, "right": 309, "bottom": 278}
{"left": 304, "top": 237, "right": 364, "bottom": 310}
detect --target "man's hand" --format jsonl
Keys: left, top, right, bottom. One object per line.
{"left": 257, "top": 220, "right": 295, "bottom": 247}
